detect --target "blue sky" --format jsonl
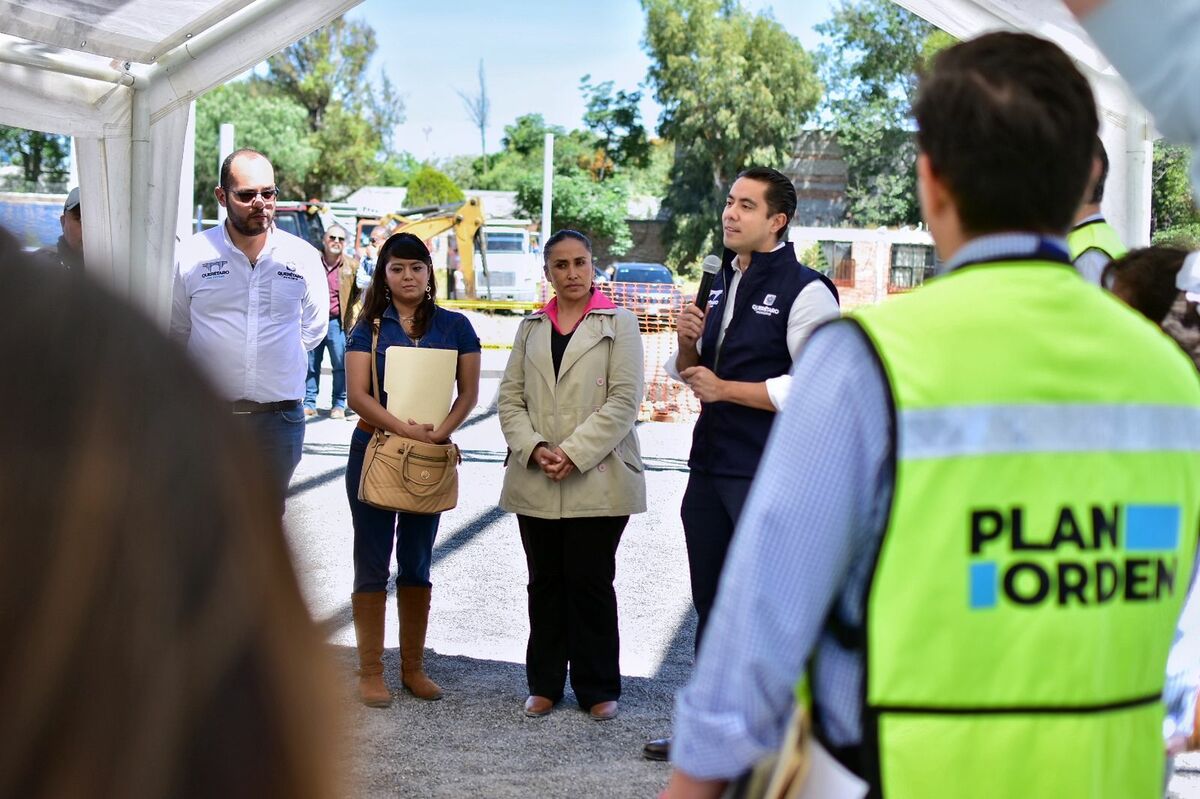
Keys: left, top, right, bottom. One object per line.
{"left": 355, "top": 0, "right": 838, "bottom": 161}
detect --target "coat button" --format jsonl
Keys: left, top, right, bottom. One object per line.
{"left": 596, "top": 377, "right": 605, "bottom": 386}
{"left": 597, "top": 463, "right": 607, "bottom": 472}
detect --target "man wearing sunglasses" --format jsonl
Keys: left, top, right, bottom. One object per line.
{"left": 304, "top": 224, "right": 362, "bottom": 420}
{"left": 170, "top": 148, "right": 327, "bottom": 501}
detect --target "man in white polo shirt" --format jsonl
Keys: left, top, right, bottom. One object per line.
{"left": 171, "top": 148, "right": 327, "bottom": 497}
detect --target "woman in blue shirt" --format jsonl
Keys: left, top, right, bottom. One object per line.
{"left": 344, "top": 233, "right": 481, "bottom": 708}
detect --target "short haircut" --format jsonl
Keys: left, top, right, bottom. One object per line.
{"left": 219, "top": 148, "right": 270, "bottom": 190}
{"left": 1105, "top": 246, "right": 1188, "bottom": 324}
{"left": 325, "top": 224, "right": 347, "bottom": 239}
{"left": 543, "top": 229, "right": 592, "bottom": 264}
{"left": 1090, "top": 136, "right": 1110, "bottom": 205}
{"left": 737, "top": 166, "right": 797, "bottom": 239}
{"left": 914, "top": 32, "right": 1098, "bottom": 235}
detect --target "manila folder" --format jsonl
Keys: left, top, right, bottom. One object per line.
{"left": 383, "top": 346, "right": 457, "bottom": 426}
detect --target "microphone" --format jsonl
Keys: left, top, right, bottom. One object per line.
{"left": 694, "top": 254, "right": 722, "bottom": 310}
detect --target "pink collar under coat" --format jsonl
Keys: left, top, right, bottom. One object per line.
{"left": 538, "top": 289, "right": 617, "bottom": 335}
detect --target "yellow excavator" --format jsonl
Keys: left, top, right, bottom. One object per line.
{"left": 356, "top": 197, "right": 490, "bottom": 299}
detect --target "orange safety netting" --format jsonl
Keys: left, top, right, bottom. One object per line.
{"left": 534, "top": 281, "right": 703, "bottom": 422}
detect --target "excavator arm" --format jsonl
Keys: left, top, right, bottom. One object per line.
{"left": 371, "top": 197, "right": 487, "bottom": 298}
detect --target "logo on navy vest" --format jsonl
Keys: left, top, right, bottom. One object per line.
{"left": 752, "top": 294, "right": 781, "bottom": 316}
{"left": 707, "top": 289, "right": 723, "bottom": 308}
{"left": 967, "top": 504, "right": 1180, "bottom": 609}
{"left": 199, "top": 260, "right": 230, "bottom": 280}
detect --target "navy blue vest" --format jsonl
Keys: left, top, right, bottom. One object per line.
{"left": 688, "top": 243, "right": 839, "bottom": 477}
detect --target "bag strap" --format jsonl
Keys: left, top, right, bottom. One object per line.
{"left": 370, "top": 318, "right": 386, "bottom": 445}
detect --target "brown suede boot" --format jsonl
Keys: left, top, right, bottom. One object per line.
{"left": 397, "top": 586, "right": 443, "bottom": 700}
{"left": 351, "top": 592, "right": 392, "bottom": 708}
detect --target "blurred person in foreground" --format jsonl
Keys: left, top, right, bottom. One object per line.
{"left": 498, "top": 229, "right": 645, "bottom": 721}
{"left": 0, "top": 227, "right": 337, "bottom": 799}
{"left": 305, "top": 224, "right": 362, "bottom": 420}
{"left": 1105, "top": 247, "right": 1200, "bottom": 371}
{"left": 344, "top": 233, "right": 481, "bottom": 707}
{"left": 171, "top": 148, "right": 327, "bottom": 498}
{"left": 665, "top": 32, "right": 1200, "bottom": 798}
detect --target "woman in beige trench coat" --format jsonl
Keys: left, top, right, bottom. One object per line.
{"left": 499, "top": 229, "right": 646, "bottom": 721}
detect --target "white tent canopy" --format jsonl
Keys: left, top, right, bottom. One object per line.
{"left": 0, "top": 0, "right": 361, "bottom": 324}
{"left": 894, "top": 0, "right": 1153, "bottom": 250}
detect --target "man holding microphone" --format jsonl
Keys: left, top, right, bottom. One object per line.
{"left": 644, "top": 166, "right": 840, "bottom": 761}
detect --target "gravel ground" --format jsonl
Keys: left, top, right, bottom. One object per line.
{"left": 291, "top": 341, "right": 1200, "bottom": 798}
{"left": 286, "top": 353, "right": 694, "bottom": 798}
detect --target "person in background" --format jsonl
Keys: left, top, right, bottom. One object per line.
{"left": 498, "top": 229, "right": 646, "bottom": 722}
{"left": 36, "top": 187, "right": 84, "bottom": 272}
{"left": 1069, "top": 136, "right": 1127, "bottom": 284}
{"left": 644, "top": 166, "right": 840, "bottom": 761}
{"left": 356, "top": 225, "right": 390, "bottom": 290}
{"left": 0, "top": 227, "right": 337, "bottom": 799}
{"left": 171, "top": 148, "right": 327, "bottom": 498}
{"left": 344, "top": 233, "right": 481, "bottom": 708}
{"left": 305, "top": 224, "right": 361, "bottom": 420}
{"left": 665, "top": 32, "right": 1200, "bottom": 798}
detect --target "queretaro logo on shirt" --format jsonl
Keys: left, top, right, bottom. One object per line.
{"left": 200, "top": 260, "right": 230, "bottom": 280}
{"left": 277, "top": 261, "right": 305, "bottom": 281}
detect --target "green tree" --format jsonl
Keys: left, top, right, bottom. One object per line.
{"left": 1152, "top": 140, "right": 1198, "bottom": 235}
{"left": 642, "top": 0, "right": 821, "bottom": 268}
{"left": 261, "top": 15, "right": 403, "bottom": 199}
{"left": 815, "top": 0, "right": 943, "bottom": 227}
{"left": 580, "top": 76, "right": 650, "bottom": 180}
{"left": 516, "top": 173, "right": 633, "bottom": 256}
{"left": 193, "top": 82, "right": 318, "bottom": 217}
{"left": 0, "top": 126, "right": 69, "bottom": 191}
{"left": 405, "top": 164, "right": 465, "bottom": 207}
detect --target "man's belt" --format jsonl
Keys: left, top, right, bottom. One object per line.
{"left": 231, "top": 399, "right": 301, "bottom": 415}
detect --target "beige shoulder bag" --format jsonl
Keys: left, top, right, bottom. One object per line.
{"left": 357, "top": 319, "right": 460, "bottom": 514}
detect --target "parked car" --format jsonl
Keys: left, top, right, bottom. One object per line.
{"left": 273, "top": 201, "right": 325, "bottom": 251}
{"left": 605, "top": 261, "right": 683, "bottom": 329}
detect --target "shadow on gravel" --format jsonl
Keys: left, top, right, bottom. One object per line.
{"left": 314, "top": 505, "right": 511, "bottom": 638}
{"left": 330, "top": 644, "right": 681, "bottom": 799}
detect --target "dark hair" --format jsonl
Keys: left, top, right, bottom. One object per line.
{"left": 736, "top": 166, "right": 797, "bottom": 240}
{"left": 356, "top": 232, "right": 437, "bottom": 339}
{"left": 1090, "top": 136, "right": 1110, "bottom": 205}
{"left": 543, "top": 229, "right": 592, "bottom": 264}
{"left": 0, "top": 227, "right": 336, "bottom": 798}
{"left": 219, "top": 148, "right": 270, "bottom": 189}
{"left": 914, "top": 32, "right": 1098, "bottom": 235}
{"left": 1105, "top": 246, "right": 1188, "bottom": 324}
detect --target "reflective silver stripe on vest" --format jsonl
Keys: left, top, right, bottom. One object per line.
{"left": 899, "top": 404, "right": 1200, "bottom": 460}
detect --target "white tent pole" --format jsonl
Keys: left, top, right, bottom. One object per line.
{"left": 541, "top": 133, "right": 554, "bottom": 247}
{"left": 178, "top": 102, "right": 197, "bottom": 246}
{"left": 218, "top": 123, "right": 234, "bottom": 224}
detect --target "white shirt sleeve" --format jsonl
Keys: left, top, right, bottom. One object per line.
{"left": 1073, "top": 249, "right": 1112, "bottom": 287}
{"left": 355, "top": 259, "right": 374, "bottom": 290}
{"left": 299, "top": 253, "right": 329, "bottom": 351}
{"left": 169, "top": 260, "right": 191, "bottom": 345}
{"left": 764, "top": 281, "right": 842, "bottom": 410}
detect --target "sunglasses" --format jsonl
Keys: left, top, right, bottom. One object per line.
{"left": 226, "top": 187, "right": 278, "bottom": 203}
{"left": 327, "top": 235, "right": 345, "bottom": 242}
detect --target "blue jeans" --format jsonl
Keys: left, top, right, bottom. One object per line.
{"left": 305, "top": 317, "right": 346, "bottom": 410}
{"left": 346, "top": 427, "right": 441, "bottom": 592}
{"left": 232, "top": 403, "right": 306, "bottom": 501}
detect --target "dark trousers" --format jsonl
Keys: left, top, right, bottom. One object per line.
{"left": 346, "top": 428, "right": 440, "bottom": 592}
{"left": 231, "top": 402, "right": 306, "bottom": 503}
{"left": 681, "top": 470, "right": 753, "bottom": 652}
{"left": 518, "top": 514, "right": 627, "bottom": 709}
